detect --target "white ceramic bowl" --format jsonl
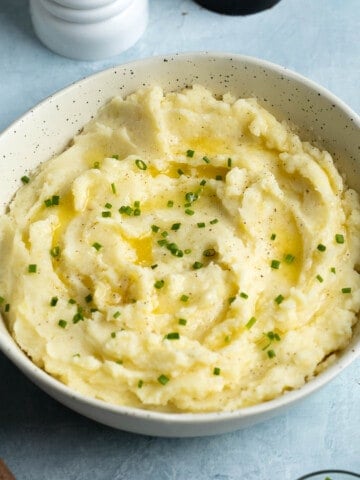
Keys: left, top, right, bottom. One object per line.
{"left": 0, "top": 53, "right": 359, "bottom": 437}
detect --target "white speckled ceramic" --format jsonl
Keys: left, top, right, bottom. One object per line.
{"left": 0, "top": 53, "right": 359, "bottom": 437}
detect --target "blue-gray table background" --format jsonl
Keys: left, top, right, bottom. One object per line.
{"left": 0, "top": 1, "right": 359, "bottom": 479}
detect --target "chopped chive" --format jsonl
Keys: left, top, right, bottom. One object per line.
{"left": 227, "top": 158, "right": 232, "bottom": 167}
{"left": 28, "top": 264, "right": 37, "bottom": 273}
{"left": 92, "top": 242, "right": 102, "bottom": 251}
{"left": 111, "top": 183, "right": 116, "bottom": 194}
{"left": 228, "top": 296, "right": 236, "bottom": 304}
{"left": 193, "top": 261, "right": 203, "bottom": 269}
{"left": 119, "top": 205, "right": 133, "bottom": 215}
{"left": 165, "top": 332, "right": 180, "bottom": 340}
{"left": 171, "top": 223, "right": 181, "bottom": 231}
{"left": 177, "top": 168, "right": 184, "bottom": 175}
{"left": 50, "top": 296, "right": 58, "bottom": 307}
{"left": 185, "top": 192, "right": 198, "bottom": 203}
{"left": 151, "top": 264, "right": 158, "bottom": 270}
{"left": 341, "top": 287, "right": 351, "bottom": 294}
{"left": 209, "top": 218, "right": 218, "bottom": 225}
{"left": 134, "top": 201, "right": 140, "bottom": 208}
{"left": 178, "top": 318, "right": 187, "bottom": 326}
{"left": 102, "top": 211, "right": 111, "bottom": 218}
{"left": 111, "top": 332, "right": 116, "bottom": 338}
{"left": 68, "top": 298, "right": 76, "bottom": 304}
{"left": 113, "top": 311, "right": 121, "bottom": 319}
{"left": 245, "top": 317, "right": 257, "bottom": 329}
{"left": 186, "top": 149, "right": 195, "bottom": 157}
{"left": 44, "top": 198, "right": 52, "bottom": 207}
{"left": 157, "top": 239, "right": 168, "bottom": 247}
{"left": 52, "top": 195, "right": 60, "bottom": 206}
{"left": 270, "top": 233, "right": 276, "bottom": 241}
{"left": 0, "top": 296, "right": 4, "bottom": 305}
{"left": 184, "top": 249, "right": 192, "bottom": 254}
{"left": 151, "top": 224, "right": 160, "bottom": 233}
{"left": 93, "top": 161, "right": 100, "bottom": 169}
{"left": 112, "top": 154, "right": 119, "bottom": 160}
{"left": 275, "top": 294, "right": 284, "bottom": 305}
{"left": 213, "top": 367, "right": 221, "bottom": 376}
{"left": 317, "top": 244, "right": 326, "bottom": 252}
{"left": 316, "top": 274, "right": 324, "bottom": 283}
{"left": 138, "top": 380, "right": 143, "bottom": 389}
{"left": 50, "top": 246, "right": 60, "bottom": 258}
{"left": 203, "top": 248, "right": 216, "bottom": 257}
{"left": 215, "top": 175, "right": 223, "bottom": 181}
{"left": 197, "top": 222, "right": 205, "bottom": 228}
{"left": 335, "top": 234, "right": 344, "bottom": 244}
{"left": 85, "top": 294, "right": 93, "bottom": 303}
{"left": 5, "top": 304, "right": 10, "bottom": 312}
{"left": 240, "top": 292, "right": 248, "bottom": 299}
{"left": 180, "top": 294, "right": 189, "bottom": 302}
{"left": 202, "top": 156, "right": 210, "bottom": 164}
{"left": 58, "top": 319, "right": 67, "bottom": 328}
{"left": 72, "top": 312, "right": 83, "bottom": 324}
{"left": 116, "top": 360, "right": 123, "bottom": 365}
{"left": 161, "top": 231, "right": 169, "bottom": 238}
{"left": 284, "top": 254, "right": 295, "bottom": 264}
{"left": 135, "top": 159, "right": 147, "bottom": 170}
{"left": 167, "top": 200, "right": 174, "bottom": 208}
{"left": 133, "top": 208, "right": 141, "bottom": 216}
{"left": 185, "top": 208, "right": 194, "bottom": 215}
{"left": 265, "top": 331, "right": 281, "bottom": 341}
{"left": 104, "top": 202, "right": 112, "bottom": 209}
{"left": 158, "top": 374, "right": 169, "bottom": 385}
{"left": 330, "top": 267, "right": 336, "bottom": 274}
{"left": 224, "top": 335, "right": 231, "bottom": 343}
{"left": 271, "top": 260, "right": 280, "bottom": 269}
{"left": 21, "top": 175, "right": 30, "bottom": 184}
{"left": 267, "top": 349, "right": 276, "bottom": 359}
{"left": 154, "top": 280, "right": 165, "bottom": 289}
{"left": 90, "top": 308, "right": 98, "bottom": 313}
{"left": 175, "top": 250, "right": 184, "bottom": 257}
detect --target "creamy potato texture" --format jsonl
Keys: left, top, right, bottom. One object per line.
{"left": 0, "top": 85, "right": 359, "bottom": 412}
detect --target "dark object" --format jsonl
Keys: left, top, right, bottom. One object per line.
{"left": 195, "top": 0, "right": 281, "bottom": 15}
{"left": 0, "top": 459, "right": 16, "bottom": 480}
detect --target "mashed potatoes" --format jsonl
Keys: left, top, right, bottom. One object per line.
{"left": 0, "top": 85, "right": 359, "bottom": 412}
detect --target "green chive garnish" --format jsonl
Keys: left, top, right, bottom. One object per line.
{"left": 0, "top": 296, "right": 4, "bottom": 305}
{"left": 317, "top": 244, "right": 326, "bottom": 252}
{"left": 72, "top": 311, "right": 83, "bottom": 323}
{"left": 180, "top": 294, "right": 189, "bottom": 302}
{"left": 93, "top": 161, "right": 100, "bottom": 169}
{"left": 5, "top": 304, "right": 10, "bottom": 312}
{"left": 284, "top": 254, "right": 295, "bottom": 264}
{"left": 271, "top": 260, "right": 280, "bottom": 269}
{"left": 50, "top": 246, "right": 60, "bottom": 258}
{"left": 44, "top": 199, "right": 52, "bottom": 207}
{"left": 202, "top": 156, "right": 210, "bottom": 164}
{"left": 200, "top": 179, "right": 206, "bottom": 186}
{"left": 50, "top": 296, "right": 58, "bottom": 307}
{"left": 186, "top": 149, "right": 195, "bottom": 157}
{"left": 68, "top": 298, "right": 76, "bottom": 304}
{"left": 267, "top": 349, "right": 276, "bottom": 359}
{"left": 209, "top": 218, "right": 218, "bottom": 225}
{"left": 240, "top": 292, "right": 248, "bottom": 299}
{"left": 52, "top": 195, "right": 60, "bottom": 206}
{"left": 113, "top": 311, "right": 121, "bottom": 319}
{"left": 154, "top": 280, "right": 165, "bottom": 289}
{"left": 341, "top": 287, "right": 351, "bottom": 294}
{"left": 85, "top": 294, "right": 93, "bottom": 303}
{"left": 105, "top": 202, "right": 112, "bottom": 209}
{"left": 197, "top": 222, "right": 205, "bottom": 228}
{"left": 228, "top": 296, "right": 236, "bottom": 304}
{"left": 203, "top": 248, "right": 216, "bottom": 257}
{"left": 178, "top": 318, "right": 187, "bottom": 325}
{"left": 112, "top": 154, "right": 119, "bottom": 160}
{"left": 270, "top": 233, "right": 276, "bottom": 240}
{"left": 316, "top": 274, "right": 324, "bottom": 283}
{"left": 58, "top": 319, "right": 67, "bottom": 328}
{"left": 167, "top": 200, "right": 174, "bottom": 208}
{"left": 171, "top": 223, "right": 181, "bottom": 231}
{"left": 111, "top": 183, "right": 116, "bottom": 194}
{"left": 21, "top": 175, "right": 30, "bottom": 184}
{"left": 161, "top": 231, "right": 169, "bottom": 238}
{"left": 185, "top": 209, "right": 195, "bottom": 215}
{"left": 335, "top": 234, "right": 344, "bottom": 244}
{"left": 92, "top": 242, "right": 102, "bottom": 251}
{"left": 193, "top": 261, "right": 203, "bottom": 269}
{"left": 157, "top": 239, "right": 168, "bottom": 247}
{"left": 245, "top": 317, "right": 257, "bottom": 329}
{"left": 138, "top": 380, "right": 143, "bottom": 388}
{"left": 330, "top": 267, "right": 336, "bottom": 274}
{"left": 28, "top": 264, "right": 37, "bottom": 273}
{"left": 275, "top": 294, "right": 284, "bottom": 305}
{"left": 102, "top": 211, "right": 111, "bottom": 217}
{"left": 213, "top": 367, "right": 221, "bottom": 376}
{"left": 151, "top": 264, "right": 158, "bottom": 270}
{"left": 215, "top": 175, "right": 223, "bottom": 181}
{"left": 135, "top": 159, "right": 147, "bottom": 170}
{"left": 151, "top": 225, "right": 160, "bottom": 233}
{"left": 185, "top": 192, "right": 198, "bottom": 203}
{"left": 227, "top": 158, "right": 232, "bottom": 167}
{"left": 177, "top": 168, "right": 184, "bottom": 175}
{"left": 165, "top": 332, "right": 180, "bottom": 340}
{"left": 184, "top": 249, "right": 192, "bottom": 254}
{"left": 158, "top": 374, "right": 169, "bottom": 385}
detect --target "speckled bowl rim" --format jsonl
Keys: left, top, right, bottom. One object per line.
{"left": 0, "top": 52, "right": 359, "bottom": 433}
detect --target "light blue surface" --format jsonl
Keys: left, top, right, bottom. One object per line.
{"left": 0, "top": 0, "right": 359, "bottom": 478}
